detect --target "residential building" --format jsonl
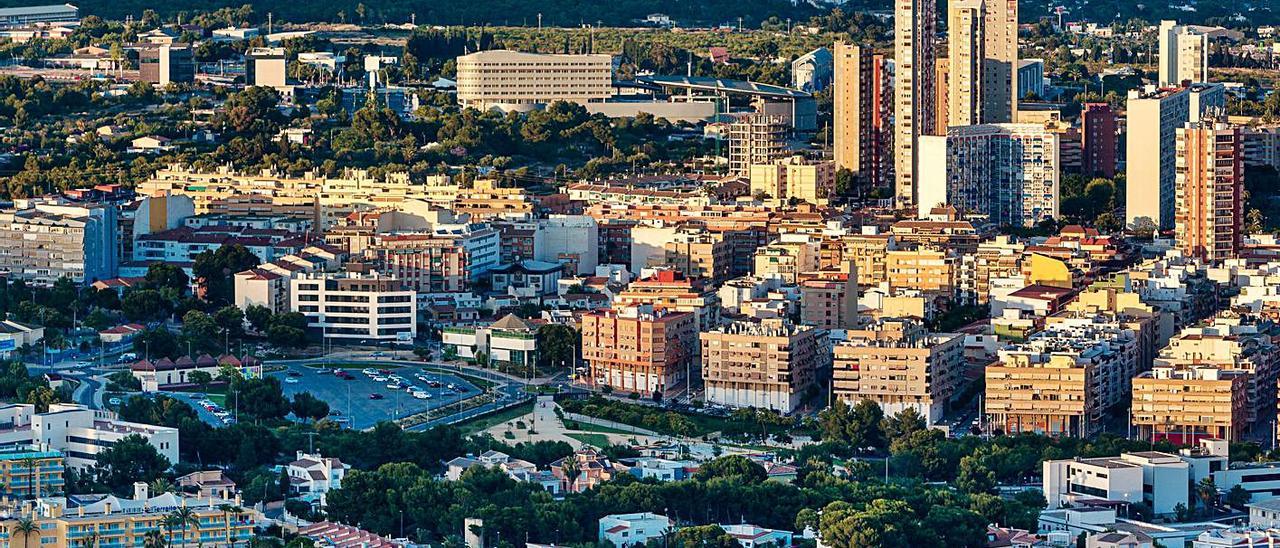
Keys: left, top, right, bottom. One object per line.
{"left": 246, "top": 47, "right": 287, "bottom": 88}
{"left": 832, "top": 318, "right": 965, "bottom": 425}
{"left": 720, "top": 524, "right": 794, "bottom": 547}
{"left": 792, "top": 47, "right": 832, "bottom": 92}
{"left": 1249, "top": 500, "right": 1280, "bottom": 528}
{"left": 552, "top": 449, "right": 615, "bottom": 493}
{"left": 748, "top": 155, "right": 835, "bottom": 205}
{"left": 700, "top": 319, "right": 828, "bottom": 413}
{"left": 598, "top": 512, "right": 670, "bottom": 547}
{"left": 290, "top": 272, "right": 416, "bottom": 342}
{"left": 728, "top": 114, "right": 788, "bottom": 176}
{"left": 175, "top": 470, "right": 237, "bottom": 499}
{"left": 886, "top": 248, "right": 956, "bottom": 298}
{"left": 537, "top": 215, "right": 599, "bottom": 275}
{"left": 139, "top": 44, "right": 194, "bottom": 85}
{"left": 934, "top": 58, "right": 949, "bottom": 134}
{"left": 1193, "top": 529, "right": 1280, "bottom": 548}
{"left": 1082, "top": 103, "right": 1118, "bottom": 178}
{"left": 663, "top": 229, "right": 732, "bottom": 285}
{"left": 581, "top": 306, "right": 698, "bottom": 396}
{"left": 1154, "top": 316, "right": 1279, "bottom": 429}
{"left": 0, "top": 488, "right": 255, "bottom": 548}
{"left": 489, "top": 260, "right": 562, "bottom": 298}
{"left": 0, "top": 200, "right": 118, "bottom": 285}
{"left": 753, "top": 235, "right": 820, "bottom": 284}
{"left": 917, "top": 123, "right": 1059, "bottom": 227}
{"left": 799, "top": 273, "right": 858, "bottom": 330}
{"left": 833, "top": 42, "right": 876, "bottom": 189}
{"left": 0, "top": 446, "right": 64, "bottom": 498}
{"left": 0, "top": 404, "right": 178, "bottom": 470}
{"left": 894, "top": 0, "right": 938, "bottom": 208}
{"left": 1175, "top": 121, "right": 1243, "bottom": 263}
{"left": 234, "top": 268, "right": 290, "bottom": 313}
{"left": 625, "top": 457, "right": 694, "bottom": 482}
{"left": 1159, "top": 21, "right": 1210, "bottom": 86}
{"left": 613, "top": 269, "right": 722, "bottom": 334}
{"left": 286, "top": 451, "right": 349, "bottom": 507}
{"left": 1126, "top": 86, "right": 1192, "bottom": 230}
{"left": 947, "top": 0, "right": 1018, "bottom": 125}
{"left": 455, "top": 50, "right": 614, "bottom": 110}
{"left": 1132, "top": 365, "right": 1247, "bottom": 443}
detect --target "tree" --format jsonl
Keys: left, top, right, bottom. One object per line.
{"left": 213, "top": 306, "right": 246, "bottom": 343}
{"left": 189, "top": 371, "right": 213, "bottom": 393}
{"left": 817, "top": 398, "right": 885, "bottom": 451}
{"left": 12, "top": 517, "right": 38, "bottom": 548}
{"left": 25, "top": 386, "right": 60, "bottom": 412}
{"left": 1196, "top": 477, "right": 1219, "bottom": 516}
{"left": 170, "top": 507, "right": 198, "bottom": 548}
{"left": 1226, "top": 484, "right": 1252, "bottom": 508}
{"left": 192, "top": 245, "right": 260, "bottom": 306}
{"left": 882, "top": 408, "right": 926, "bottom": 442}
{"left": 244, "top": 305, "right": 273, "bottom": 333}
{"left": 670, "top": 525, "right": 736, "bottom": 547}
{"left": 134, "top": 327, "right": 180, "bottom": 360}
{"left": 291, "top": 392, "right": 330, "bottom": 421}
{"left": 143, "top": 530, "right": 164, "bottom": 548}
{"left": 182, "top": 310, "right": 221, "bottom": 355}
{"left": 922, "top": 505, "right": 987, "bottom": 547}
{"left": 93, "top": 434, "right": 171, "bottom": 494}
{"left": 145, "top": 263, "right": 190, "bottom": 294}
{"left": 1174, "top": 502, "right": 1192, "bottom": 522}
{"left": 122, "top": 290, "right": 171, "bottom": 322}
{"left": 535, "top": 324, "right": 578, "bottom": 369}
{"left": 693, "top": 455, "right": 767, "bottom": 484}
{"left": 957, "top": 455, "right": 997, "bottom": 495}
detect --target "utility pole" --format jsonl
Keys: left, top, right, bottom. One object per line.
{"left": 267, "top": 13, "right": 273, "bottom": 35}
{"left": 537, "top": 13, "right": 542, "bottom": 30}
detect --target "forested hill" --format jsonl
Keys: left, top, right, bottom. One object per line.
{"left": 0, "top": 0, "right": 821, "bottom": 27}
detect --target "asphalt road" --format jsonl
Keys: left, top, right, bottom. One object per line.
{"left": 269, "top": 362, "right": 482, "bottom": 430}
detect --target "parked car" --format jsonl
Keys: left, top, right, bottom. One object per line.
{"left": 369, "top": 393, "right": 384, "bottom": 400}
{"left": 285, "top": 377, "right": 299, "bottom": 384}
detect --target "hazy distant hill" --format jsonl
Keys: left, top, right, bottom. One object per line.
{"left": 9, "top": 0, "right": 821, "bottom": 27}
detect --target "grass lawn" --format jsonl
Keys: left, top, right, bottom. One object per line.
{"left": 453, "top": 401, "right": 535, "bottom": 435}
{"left": 523, "top": 385, "right": 560, "bottom": 395}
{"left": 563, "top": 421, "right": 637, "bottom": 435}
{"left": 206, "top": 394, "right": 227, "bottom": 407}
{"left": 565, "top": 432, "right": 612, "bottom": 448}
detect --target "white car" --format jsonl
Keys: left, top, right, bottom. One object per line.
{"left": 371, "top": 375, "right": 388, "bottom": 382}
{"left": 386, "top": 382, "right": 401, "bottom": 389}
{"left": 108, "top": 397, "right": 122, "bottom": 405}
{"left": 361, "top": 368, "right": 377, "bottom": 375}
{"left": 213, "top": 411, "right": 230, "bottom": 418}
{"left": 411, "top": 391, "right": 430, "bottom": 399}
{"left": 285, "top": 377, "right": 299, "bottom": 384}
{"left": 74, "top": 361, "right": 91, "bottom": 368}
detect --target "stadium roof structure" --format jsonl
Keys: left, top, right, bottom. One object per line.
{"left": 635, "top": 75, "right": 812, "bottom": 99}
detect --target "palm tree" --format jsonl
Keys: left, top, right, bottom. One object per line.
{"left": 217, "top": 504, "right": 244, "bottom": 548}
{"left": 83, "top": 530, "right": 100, "bottom": 548}
{"left": 12, "top": 517, "right": 39, "bottom": 548}
{"left": 143, "top": 529, "right": 165, "bottom": 548}
{"left": 20, "top": 457, "right": 38, "bottom": 499}
{"left": 148, "top": 478, "right": 175, "bottom": 496}
{"left": 162, "top": 514, "right": 182, "bottom": 547}
{"left": 1197, "top": 477, "right": 1219, "bottom": 517}
{"left": 170, "top": 507, "right": 198, "bottom": 548}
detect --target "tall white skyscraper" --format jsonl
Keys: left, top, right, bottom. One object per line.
{"left": 1159, "top": 20, "right": 1210, "bottom": 86}
{"left": 894, "top": 0, "right": 938, "bottom": 210}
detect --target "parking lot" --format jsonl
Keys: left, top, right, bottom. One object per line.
{"left": 269, "top": 364, "right": 482, "bottom": 430}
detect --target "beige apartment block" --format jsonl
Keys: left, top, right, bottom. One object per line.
{"left": 455, "top": 50, "right": 614, "bottom": 110}
{"left": 700, "top": 318, "right": 828, "bottom": 413}
{"left": 1159, "top": 21, "right": 1209, "bottom": 86}
{"left": 820, "top": 231, "right": 893, "bottom": 285}
{"left": 613, "top": 269, "right": 722, "bottom": 334}
{"left": 753, "top": 236, "right": 820, "bottom": 284}
{"left": 948, "top": 0, "right": 1017, "bottom": 126}
{"left": 663, "top": 229, "right": 732, "bottom": 285}
{"left": 1125, "top": 87, "right": 1191, "bottom": 230}
{"left": 748, "top": 156, "right": 836, "bottom": 205}
{"left": 581, "top": 306, "right": 698, "bottom": 397}
{"left": 833, "top": 42, "right": 874, "bottom": 176}
{"left": 886, "top": 248, "right": 956, "bottom": 297}
{"left": 729, "top": 114, "right": 789, "bottom": 176}
{"left": 799, "top": 273, "right": 859, "bottom": 331}
{"left": 1132, "top": 364, "right": 1246, "bottom": 443}
{"left": 985, "top": 353, "right": 1096, "bottom": 437}
{"left": 832, "top": 318, "right": 964, "bottom": 424}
